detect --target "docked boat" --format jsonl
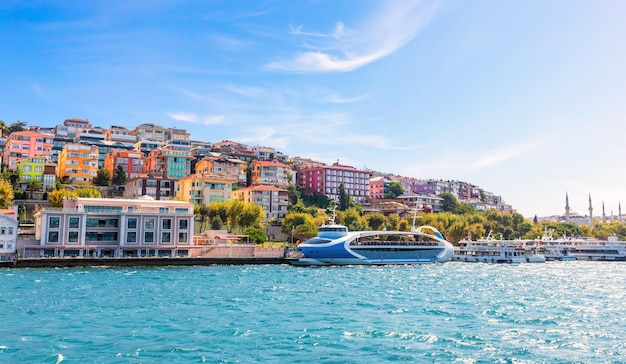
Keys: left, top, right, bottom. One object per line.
{"left": 567, "top": 236, "right": 626, "bottom": 261}
{"left": 454, "top": 236, "right": 546, "bottom": 263}
{"left": 538, "top": 240, "right": 576, "bottom": 261}
{"left": 289, "top": 222, "right": 454, "bottom": 266}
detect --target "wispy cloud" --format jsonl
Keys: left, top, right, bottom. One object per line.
{"left": 202, "top": 115, "right": 224, "bottom": 125}
{"left": 167, "top": 112, "right": 197, "bottom": 122}
{"left": 469, "top": 137, "right": 544, "bottom": 170}
{"left": 266, "top": 1, "right": 439, "bottom": 72}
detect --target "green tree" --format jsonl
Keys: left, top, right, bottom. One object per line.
{"left": 48, "top": 189, "right": 76, "bottom": 207}
{"left": 364, "top": 213, "right": 386, "bottom": 230}
{"left": 338, "top": 183, "right": 352, "bottom": 211}
{"left": 27, "top": 180, "right": 42, "bottom": 200}
{"left": 0, "top": 119, "right": 8, "bottom": 137}
{"left": 94, "top": 168, "right": 112, "bottom": 186}
{"left": 240, "top": 203, "right": 265, "bottom": 230}
{"left": 385, "top": 181, "right": 404, "bottom": 198}
{"left": 8, "top": 121, "right": 27, "bottom": 133}
{"left": 0, "top": 180, "right": 14, "bottom": 208}
{"left": 210, "top": 216, "right": 223, "bottom": 230}
{"left": 228, "top": 199, "right": 245, "bottom": 232}
{"left": 194, "top": 205, "right": 211, "bottom": 232}
{"left": 440, "top": 193, "right": 459, "bottom": 213}
{"left": 112, "top": 165, "right": 127, "bottom": 185}
{"left": 243, "top": 227, "right": 268, "bottom": 244}
{"left": 75, "top": 187, "right": 102, "bottom": 198}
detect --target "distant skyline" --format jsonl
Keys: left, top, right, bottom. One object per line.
{"left": 2, "top": 1, "right": 625, "bottom": 218}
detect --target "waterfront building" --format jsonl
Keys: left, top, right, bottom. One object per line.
{"left": 143, "top": 148, "right": 192, "bottom": 180}
{"left": 195, "top": 156, "right": 247, "bottom": 187}
{"left": 123, "top": 172, "right": 177, "bottom": 200}
{"left": 104, "top": 150, "right": 144, "bottom": 181}
{"left": 297, "top": 162, "right": 371, "bottom": 203}
{"left": 57, "top": 143, "right": 99, "bottom": 184}
{"left": 25, "top": 197, "right": 195, "bottom": 258}
{"left": 176, "top": 173, "right": 236, "bottom": 205}
{"left": 250, "top": 160, "right": 291, "bottom": 188}
{"left": 232, "top": 185, "right": 288, "bottom": 221}
{"left": 0, "top": 208, "right": 18, "bottom": 261}
{"left": 2, "top": 130, "right": 54, "bottom": 170}
{"left": 17, "top": 156, "right": 57, "bottom": 195}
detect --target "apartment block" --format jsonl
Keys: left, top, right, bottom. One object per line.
{"left": 297, "top": 162, "right": 371, "bottom": 203}
{"left": 177, "top": 173, "right": 236, "bottom": 205}
{"left": 250, "top": 160, "right": 290, "bottom": 188}
{"left": 104, "top": 150, "right": 144, "bottom": 180}
{"left": 57, "top": 143, "right": 99, "bottom": 184}
{"left": 143, "top": 148, "right": 192, "bottom": 180}
{"left": 3, "top": 130, "right": 54, "bottom": 170}
{"left": 195, "top": 156, "right": 247, "bottom": 186}
{"left": 26, "top": 197, "right": 195, "bottom": 258}
{"left": 232, "top": 185, "right": 288, "bottom": 220}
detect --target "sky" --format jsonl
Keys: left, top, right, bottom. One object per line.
{"left": 1, "top": 0, "right": 626, "bottom": 218}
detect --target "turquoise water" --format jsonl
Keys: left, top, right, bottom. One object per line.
{"left": 1, "top": 262, "right": 625, "bottom": 363}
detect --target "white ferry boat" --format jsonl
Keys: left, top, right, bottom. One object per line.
{"left": 567, "top": 236, "right": 626, "bottom": 261}
{"left": 454, "top": 236, "right": 546, "bottom": 263}
{"left": 538, "top": 240, "right": 576, "bottom": 261}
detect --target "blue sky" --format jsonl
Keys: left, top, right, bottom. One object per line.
{"left": 2, "top": 0, "right": 625, "bottom": 218}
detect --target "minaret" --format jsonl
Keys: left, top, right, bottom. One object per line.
{"left": 588, "top": 194, "right": 593, "bottom": 225}
{"left": 602, "top": 201, "right": 606, "bottom": 222}
{"left": 565, "top": 192, "right": 571, "bottom": 222}
{"left": 620, "top": 202, "right": 622, "bottom": 222}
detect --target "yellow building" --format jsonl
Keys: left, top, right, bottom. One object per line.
{"left": 57, "top": 143, "right": 99, "bottom": 184}
{"left": 176, "top": 173, "right": 236, "bottom": 205}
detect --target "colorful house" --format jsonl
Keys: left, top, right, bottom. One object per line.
{"left": 232, "top": 185, "right": 288, "bottom": 220}
{"left": 2, "top": 130, "right": 53, "bottom": 170}
{"left": 57, "top": 143, "right": 99, "bottom": 184}
{"left": 143, "top": 148, "right": 192, "bottom": 180}
{"left": 250, "top": 160, "right": 290, "bottom": 188}
{"left": 194, "top": 156, "right": 247, "bottom": 186}
{"left": 176, "top": 173, "right": 236, "bottom": 205}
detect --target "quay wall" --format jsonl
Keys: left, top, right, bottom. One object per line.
{"left": 1, "top": 257, "right": 290, "bottom": 268}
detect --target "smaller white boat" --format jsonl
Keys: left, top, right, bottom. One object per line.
{"left": 454, "top": 232, "right": 546, "bottom": 263}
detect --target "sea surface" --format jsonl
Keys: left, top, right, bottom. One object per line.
{"left": 1, "top": 262, "right": 625, "bottom": 363}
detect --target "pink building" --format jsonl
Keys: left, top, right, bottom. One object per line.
{"left": 3, "top": 130, "right": 54, "bottom": 170}
{"left": 297, "top": 162, "right": 372, "bottom": 203}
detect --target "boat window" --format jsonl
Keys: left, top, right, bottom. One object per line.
{"left": 301, "top": 237, "right": 332, "bottom": 245}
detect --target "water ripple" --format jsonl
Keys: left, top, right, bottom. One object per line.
{"left": 1, "top": 262, "right": 626, "bottom": 362}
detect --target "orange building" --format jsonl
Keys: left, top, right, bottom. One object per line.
{"left": 104, "top": 150, "right": 144, "bottom": 180}
{"left": 57, "top": 143, "right": 99, "bottom": 184}
{"left": 250, "top": 160, "right": 290, "bottom": 188}
{"left": 195, "top": 156, "right": 247, "bottom": 186}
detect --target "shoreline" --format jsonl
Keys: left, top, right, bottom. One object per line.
{"left": 0, "top": 257, "right": 290, "bottom": 269}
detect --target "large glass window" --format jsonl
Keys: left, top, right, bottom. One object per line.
{"left": 145, "top": 231, "right": 154, "bottom": 243}
{"left": 86, "top": 218, "right": 119, "bottom": 228}
{"left": 48, "top": 231, "right": 59, "bottom": 243}
{"left": 127, "top": 218, "right": 137, "bottom": 229}
{"left": 162, "top": 219, "right": 172, "bottom": 230}
{"left": 162, "top": 232, "right": 171, "bottom": 243}
{"left": 69, "top": 217, "right": 80, "bottom": 229}
{"left": 49, "top": 217, "right": 60, "bottom": 229}
{"left": 179, "top": 219, "right": 188, "bottom": 230}
{"left": 178, "top": 232, "right": 188, "bottom": 243}
{"left": 145, "top": 218, "right": 155, "bottom": 230}
{"left": 127, "top": 232, "right": 137, "bottom": 243}
{"left": 68, "top": 231, "right": 79, "bottom": 243}
{"left": 85, "top": 232, "right": 118, "bottom": 241}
